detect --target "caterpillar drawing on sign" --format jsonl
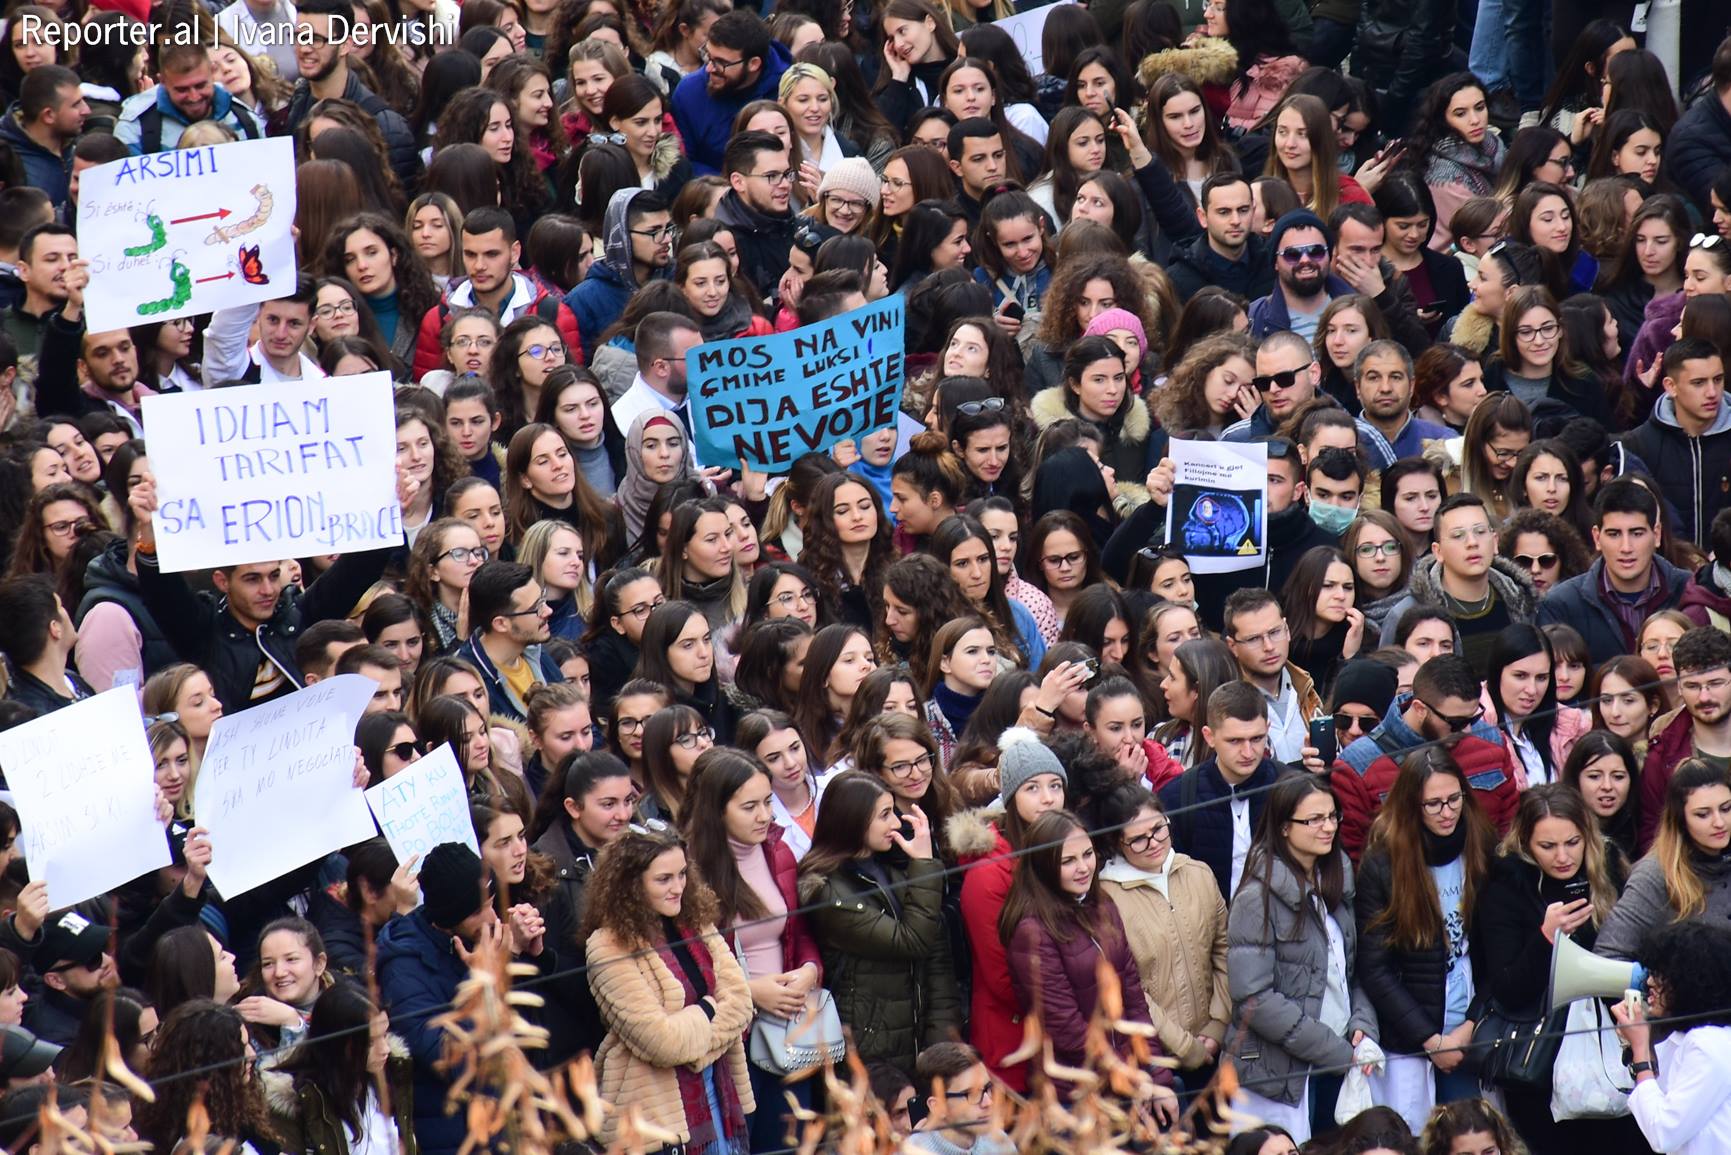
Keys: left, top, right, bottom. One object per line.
{"left": 137, "top": 258, "right": 193, "bottom": 316}
{"left": 207, "top": 184, "right": 273, "bottom": 245}
{"left": 124, "top": 213, "right": 167, "bottom": 257}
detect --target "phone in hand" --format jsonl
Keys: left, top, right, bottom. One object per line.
{"left": 1308, "top": 716, "right": 1337, "bottom": 766}
{"left": 999, "top": 300, "right": 1026, "bottom": 321}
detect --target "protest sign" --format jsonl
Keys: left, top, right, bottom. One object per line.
{"left": 1164, "top": 438, "right": 1268, "bottom": 574}
{"left": 77, "top": 137, "right": 298, "bottom": 332}
{"left": 194, "top": 675, "right": 378, "bottom": 897}
{"left": 140, "top": 371, "right": 403, "bottom": 572}
{"left": 995, "top": 2, "right": 1075, "bottom": 78}
{"left": 364, "top": 745, "right": 478, "bottom": 872}
{"left": 0, "top": 688, "right": 168, "bottom": 907}
{"left": 686, "top": 296, "right": 904, "bottom": 471}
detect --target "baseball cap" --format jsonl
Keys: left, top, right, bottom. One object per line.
{"left": 33, "top": 911, "right": 108, "bottom": 974}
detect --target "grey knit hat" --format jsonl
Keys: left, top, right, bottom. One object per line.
{"left": 997, "top": 726, "right": 1067, "bottom": 806}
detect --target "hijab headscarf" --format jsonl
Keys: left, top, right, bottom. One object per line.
{"left": 617, "top": 411, "right": 692, "bottom": 545}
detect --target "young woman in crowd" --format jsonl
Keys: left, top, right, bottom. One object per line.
{"left": 728, "top": 618, "right": 810, "bottom": 716}
{"left": 735, "top": 709, "right": 820, "bottom": 857}
{"left": 1281, "top": 546, "right": 1365, "bottom": 697}
{"left": 264, "top": 983, "right": 413, "bottom": 1155}
{"left": 636, "top": 600, "right": 736, "bottom": 744}
{"left": 1345, "top": 511, "right": 1414, "bottom": 636}
{"left": 790, "top": 623, "right": 879, "bottom": 769}
{"left": 801, "top": 473, "right": 896, "bottom": 631}
{"left": 923, "top": 616, "right": 1000, "bottom": 763}
{"left": 1496, "top": 509, "right": 1590, "bottom": 596}
{"left": 1590, "top": 655, "right": 1664, "bottom": 764}
{"left": 1153, "top": 638, "right": 1240, "bottom": 769}
{"left": 1559, "top": 730, "right": 1641, "bottom": 864}
{"left": 138, "top": 1002, "right": 275, "bottom": 1153}
{"left": 928, "top": 515, "right": 1044, "bottom": 665}
{"left": 1600, "top": 759, "right": 1731, "bottom": 959}
{"left": 582, "top": 566, "right": 662, "bottom": 717}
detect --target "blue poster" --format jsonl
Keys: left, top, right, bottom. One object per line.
{"left": 686, "top": 296, "right": 905, "bottom": 471}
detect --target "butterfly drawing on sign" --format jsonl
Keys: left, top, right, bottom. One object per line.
{"left": 237, "top": 244, "right": 269, "bottom": 286}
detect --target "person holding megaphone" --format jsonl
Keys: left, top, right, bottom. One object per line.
{"left": 1611, "top": 920, "right": 1731, "bottom": 1155}
{"left": 1475, "top": 784, "right": 1642, "bottom": 1155}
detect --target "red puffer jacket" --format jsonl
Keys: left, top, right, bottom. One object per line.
{"left": 764, "top": 824, "right": 823, "bottom": 975}
{"left": 952, "top": 808, "right": 1027, "bottom": 1093}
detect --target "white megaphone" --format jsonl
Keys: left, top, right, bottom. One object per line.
{"left": 1549, "top": 933, "right": 1648, "bottom": 1012}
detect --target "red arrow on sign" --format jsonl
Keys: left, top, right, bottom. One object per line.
{"left": 171, "top": 208, "right": 233, "bottom": 225}
{"left": 196, "top": 272, "right": 234, "bottom": 284}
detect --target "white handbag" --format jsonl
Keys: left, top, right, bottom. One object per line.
{"left": 733, "top": 933, "right": 846, "bottom": 1074}
{"left": 1550, "top": 998, "right": 1634, "bottom": 1120}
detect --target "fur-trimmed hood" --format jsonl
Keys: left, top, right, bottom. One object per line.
{"left": 1030, "top": 385, "right": 1153, "bottom": 445}
{"left": 260, "top": 1034, "right": 411, "bottom": 1114}
{"left": 1406, "top": 551, "right": 1538, "bottom": 621}
{"left": 945, "top": 801, "right": 1006, "bottom": 863}
{"left": 649, "top": 125, "right": 684, "bottom": 180}
{"left": 1137, "top": 37, "right": 1239, "bottom": 91}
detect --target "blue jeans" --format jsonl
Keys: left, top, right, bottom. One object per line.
{"left": 1501, "top": 0, "right": 1550, "bottom": 109}
{"left": 1468, "top": 0, "right": 1509, "bottom": 92}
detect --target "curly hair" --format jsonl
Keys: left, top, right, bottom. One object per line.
{"left": 397, "top": 407, "right": 470, "bottom": 516}
{"left": 323, "top": 212, "right": 440, "bottom": 344}
{"left": 1496, "top": 507, "right": 1592, "bottom": 584}
{"left": 800, "top": 472, "right": 895, "bottom": 627}
{"left": 435, "top": 85, "right": 550, "bottom": 219}
{"left": 1154, "top": 331, "right": 1256, "bottom": 434}
{"left": 1035, "top": 253, "right": 1156, "bottom": 348}
{"left": 137, "top": 1000, "right": 274, "bottom": 1150}
{"left": 2, "top": 481, "right": 103, "bottom": 581}
{"left": 580, "top": 826, "right": 720, "bottom": 950}
{"left": 876, "top": 553, "right": 975, "bottom": 687}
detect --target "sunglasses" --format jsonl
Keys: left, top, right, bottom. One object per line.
{"left": 1514, "top": 552, "right": 1558, "bottom": 570}
{"left": 955, "top": 397, "right": 1007, "bottom": 416}
{"left": 1278, "top": 243, "right": 1329, "bottom": 264}
{"left": 1252, "top": 369, "right": 1305, "bottom": 393}
{"left": 1692, "top": 233, "right": 1725, "bottom": 251}
{"left": 386, "top": 741, "right": 419, "bottom": 761}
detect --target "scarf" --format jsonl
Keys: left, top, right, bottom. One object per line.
{"left": 654, "top": 922, "right": 746, "bottom": 1155}
{"left": 430, "top": 600, "right": 459, "bottom": 650}
{"left": 698, "top": 293, "right": 756, "bottom": 343}
{"left": 1424, "top": 133, "right": 1508, "bottom": 198}
{"left": 1421, "top": 822, "right": 1467, "bottom": 867}
{"left": 931, "top": 681, "right": 982, "bottom": 740}
{"left": 616, "top": 412, "right": 692, "bottom": 545}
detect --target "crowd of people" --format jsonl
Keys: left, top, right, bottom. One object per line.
{"left": 0, "top": 0, "right": 1726, "bottom": 1152}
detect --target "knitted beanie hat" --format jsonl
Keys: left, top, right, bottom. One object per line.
{"left": 998, "top": 727, "right": 1067, "bottom": 806}
{"left": 418, "top": 843, "right": 490, "bottom": 930}
{"left": 1083, "top": 307, "right": 1148, "bottom": 350}
{"left": 818, "top": 157, "right": 882, "bottom": 210}
{"left": 1268, "top": 208, "right": 1333, "bottom": 255}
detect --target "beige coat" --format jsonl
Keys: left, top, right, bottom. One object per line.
{"left": 586, "top": 924, "right": 757, "bottom": 1150}
{"left": 1098, "top": 852, "right": 1231, "bottom": 1069}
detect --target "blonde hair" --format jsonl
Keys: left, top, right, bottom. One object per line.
{"left": 778, "top": 62, "right": 836, "bottom": 109}
{"left": 517, "top": 519, "right": 595, "bottom": 619}
{"left": 177, "top": 120, "right": 240, "bottom": 149}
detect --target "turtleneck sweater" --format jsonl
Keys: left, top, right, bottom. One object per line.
{"left": 730, "top": 835, "right": 786, "bottom": 977}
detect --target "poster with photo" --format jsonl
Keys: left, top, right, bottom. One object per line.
{"left": 1164, "top": 439, "right": 1268, "bottom": 574}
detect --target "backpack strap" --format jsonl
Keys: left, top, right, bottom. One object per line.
{"left": 139, "top": 105, "right": 162, "bottom": 155}
{"left": 230, "top": 104, "right": 262, "bottom": 141}
{"left": 534, "top": 294, "right": 560, "bottom": 326}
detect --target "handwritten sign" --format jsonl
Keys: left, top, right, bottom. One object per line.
{"left": 0, "top": 689, "right": 168, "bottom": 907}
{"left": 686, "top": 296, "right": 904, "bottom": 471}
{"left": 994, "top": 2, "right": 1076, "bottom": 78}
{"left": 139, "top": 371, "right": 403, "bottom": 572}
{"left": 77, "top": 137, "right": 298, "bottom": 332}
{"left": 364, "top": 745, "right": 477, "bottom": 872}
{"left": 1164, "top": 438, "right": 1268, "bottom": 574}
{"left": 193, "top": 675, "right": 378, "bottom": 897}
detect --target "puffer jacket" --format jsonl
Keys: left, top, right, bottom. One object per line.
{"left": 1476, "top": 852, "right": 1609, "bottom": 1013}
{"left": 1595, "top": 847, "right": 1731, "bottom": 962}
{"left": 1031, "top": 386, "right": 1154, "bottom": 508}
{"left": 1667, "top": 87, "right": 1731, "bottom": 216}
{"left": 564, "top": 187, "right": 663, "bottom": 362}
{"left": 531, "top": 823, "right": 602, "bottom": 1065}
{"left": 950, "top": 806, "right": 1026, "bottom": 1091}
{"left": 1637, "top": 707, "right": 1694, "bottom": 854}
{"left": 1226, "top": 852, "right": 1378, "bottom": 1105}
{"left": 261, "top": 1038, "right": 419, "bottom": 1155}
{"left": 1006, "top": 901, "right": 1175, "bottom": 1080}
{"left": 1333, "top": 695, "right": 1519, "bottom": 860}
{"left": 1619, "top": 394, "right": 1731, "bottom": 549}
{"left": 374, "top": 910, "right": 477, "bottom": 1155}
{"left": 1098, "top": 853, "right": 1231, "bottom": 1069}
{"left": 76, "top": 536, "right": 177, "bottom": 686}
{"left": 1377, "top": 553, "right": 1538, "bottom": 648}
{"left": 1680, "top": 565, "right": 1731, "bottom": 632}
{"left": 586, "top": 923, "right": 756, "bottom": 1150}
{"left": 1353, "top": 841, "right": 1486, "bottom": 1053}
{"left": 799, "top": 853, "right": 961, "bottom": 1076}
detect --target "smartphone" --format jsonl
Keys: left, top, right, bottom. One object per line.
{"left": 1308, "top": 717, "right": 1337, "bottom": 766}
{"left": 999, "top": 300, "right": 1026, "bottom": 321}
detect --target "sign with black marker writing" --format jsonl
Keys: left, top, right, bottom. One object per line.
{"left": 686, "top": 296, "right": 904, "bottom": 471}
{"left": 0, "top": 688, "right": 168, "bottom": 907}
{"left": 193, "top": 675, "right": 378, "bottom": 897}
{"left": 364, "top": 744, "right": 478, "bottom": 874}
{"left": 77, "top": 137, "right": 297, "bottom": 332}
{"left": 139, "top": 371, "right": 403, "bottom": 572}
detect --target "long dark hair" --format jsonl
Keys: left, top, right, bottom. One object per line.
{"left": 1486, "top": 623, "right": 1558, "bottom": 779}
{"left": 926, "top": 514, "right": 1022, "bottom": 663}
{"left": 997, "top": 810, "right": 1106, "bottom": 945}
{"left": 1245, "top": 776, "right": 1345, "bottom": 913}
{"left": 801, "top": 473, "right": 895, "bottom": 625}
{"left": 681, "top": 748, "right": 773, "bottom": 923}
{"left": 276, "top": 983, "right": 379, "bottom": 1136}
{"left": 1364, "top": 747, "right": 1494, "bottom": 950}
{"left": 798, "top": 771, "right": 893, "bottom": 885}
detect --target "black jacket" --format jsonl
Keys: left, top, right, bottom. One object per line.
{"left": 584, "top": 627, "right": 639, "bottom": 720}
{"left": 1352, "top": 0, "right": 1456, "bottom": 131}
{"left": 1472, "top": 853, "right": 1620, "bottom": 1014}
{"left": 1667, "top": 87, "right": 1731, "bottom": 217}
{"left": 4, "top": 667, "right": 92, "bottom": 716}
{"left": 279, "top": 71, "right": 422, "bottom": 193}
{"left": 1196, "top": 503, "right": 1341, "bottom": 632}
{"left": 1618, "top": 401, "right": 1731, "bottom": 547}
{"left": 1354, "top": 843, "right": 1486, "bottom": 1052}
{"left": 714, "top": 190, "right": 796, "bottom": 302}
{"left": 1158, "top": 756, "right": 1286, "bottom": 899}
{"left": 530, "top": 824, "right": 603, "bottom": 1065}
{"left": 136, "top": 545, "right": 394, "bottom": 715}
{"left": 1535, "top": 556, "right": 1691, "bottom": 666}
{"left": 1165, "top": 232, "right": 1276, "bottom": 304}
{"left": 1484, "top": 359, "right": 1612, "bottom": 428}
{"left": 77, "top": 538, "right": 178, "bottom": 678}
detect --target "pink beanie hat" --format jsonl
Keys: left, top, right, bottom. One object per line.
{"left": 1083, "top": 307, "right": 1147, "bottom": 350}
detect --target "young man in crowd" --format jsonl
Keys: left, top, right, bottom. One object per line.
{"left": 715, "top": 130, "right": 799, "bottom": 301}
{"left": 1638, "top": 626, "right": 1731, "bottom": 852}
{"left": 0, "top": 575, "right": 90, "bottom": 715}
{"left": 905, "top": 1042, "right": 1015, "bottom": 1155}
{"left": 1620, "top": 337, "right": 1731, "bottom": 548}
{"left": 456, "top": 560, "right": 563, "bottom": 723}
{"left": 333, "top": 643, "right": 407, "bottom": 714}
{"left": 1220, "top": 588, "right": 1323, "bottom": 766}
{"left": 417, "top": 208, "right": 582, "bottom": 375}
{"left": 563, "top": 190, "right": 671, "bottom": 363}
{"left": 1165, "top": 173, "right": 1273, "bottom": 302}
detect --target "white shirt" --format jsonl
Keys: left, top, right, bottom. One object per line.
{"left": 1262, "top": 669, "right": 1309, "bottom": 763}
{"left": 1511, "top": 727, "right": 1548, "bottom": 785}
{"left": 1318, "top": 906, "right": 1351, "bottom": 1037}
{"left": 613, "top": 374, "right": 692, "bottom": 454}
{"left": 347, "top": 1089, "right": 400, "bottom": 1155}
{"left": 1629, "top": 1025, "right": 1731, "bottom": 1155}
{"left": 1229, "top": 794, "right": 1251, "bottom": 896}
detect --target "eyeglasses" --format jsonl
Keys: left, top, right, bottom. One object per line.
{"left": 747, "top": 169, "right": 795, "bottom": 186}
{"left": 943, "top": 1083, "right": 994, "bottom": 1106}
{"left": 614, "top": 715, "right": 651, "bottom": 735}
{"left": 1288, "top": 810, "right": 1342, "bottom": 828}
{"left": 1419, "top": 698, "right": 1482, "bottom": 733}
{"left": 630, "top": 223, "right": 676, "bottom": 241}
{"left": 45, "top": 517, "right": 92, "bottom": 537}
{"left": 700, "top": 46, "right": 747, "bottom": 71}
{"left": 314, "top": 301, "right": 357, "bottom": 319}
{"left": 772, "top": 588, "right": 817, "bottom": 609}
{"left": 1514, "top": 320, "right": 1561, "bottom": 341}
{"left": 1354, "top": 540, "right": 1400, "bottom": 559}
{"left": 882, "top": 175, "right": 912, "bottom": 193}
{"left": 1230, "top": 622, "right": 1289, "bottom": 649}
{"left": 1333, "top": 711, "right": 1378, "bottom": 734}
{"left": 1513, "top": 552, "right": 1558, "bottom": 570}
{"left": 439, "top": 545, "right": 490, "bottom": 564}
{"left": 1421, "top": 791, "right": 1465, "bottom": 814}
{"left": 386, "top": 741, "right": 420, "bottom": 762}
{"left": 955, "top": 397, "right": 1007, "bottom": 416}
{"left": 1278, "top": 243, "right": 1329, "bottom": 264}
{"left": 823, "top": 193, "right": 870, "bottom": 215}
{"left": 619, "top": 597, "right": 665, "bottom": 621}
{"left": 628, "top": 817, "right": 675, "bottom": 836}
{"left": 884, "top": 752, "right": 934, "bottom": 779}
{"left": 1486, "top": 445, "right": 1523, "bottom": 463}
{"left": 1691, "top": 233, "right": 1726, "bottom": 251}
{"left": 521, "top": 343, "right": 566, "bottom": 361}
{"left": 451, "top": 335, "right": 496, "bottom": 350}
{"left": 1043, "top": 550, "right": 1085, "bottom": 569}
{"left": 1252, "top": 367, "right": 1308, "bottom": 393}
{"left": 673, "top": 727, "right": 716, "bottom": 750}
{"left": 1123, "top": 820, "right": 1171, "bottom": 853}
{"left": 505, "top": 596, "right": 550, "bottom": 616}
